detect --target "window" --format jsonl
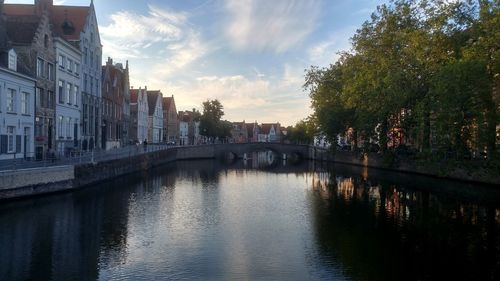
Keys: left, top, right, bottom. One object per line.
{"left": 75, "top": 63, "right": 79, "bottom": 75}
{"left": 67, "top": 117, "right": 71, "bottom": 138}
{"left": 74, "top": 86, "right": 79, "bottom": 106}
{"left": 84, "top": 74, "right": 87, "bottom": 92}
{"left": 84, "top": 47, "right": 88, "bottom": 64}
{"left": 21, "top": 92, "right": 29, "bottom": 115}
{"left": 66, "top": 83, "right": 71, "bottom": 104}
{"left": 90, "top": 50, "right": 93, "bottom": 66}
{"left": 47, "top": 63, "right": 54, "bottom": 81}
{"left": 44, "top": 34, "right": 49, "bottom": 48}
{"left": 68, "top": 59, "right": 73, "bottom": 72}
{"left": 7, "top": 88, "right": 15, "bottom": 112}
{"left": 96, "top": 55, "right": 100, "bottom": 69}
{"left": 8, "top": 49, "right": 16, "bottom": 71}
{"left": 37, "top": 58, "right": 44, "bottom": 77}
{"left": 58, "top": 116, "right": 63, "bottom": 138}
{"left": 7, "top": 126, "right": 15, "bottom": 153}
{"left": 48, "top": 91, "right": 54, "bottom": 108}
{"left": 58, "top": 80, "right": 64, "bottom": 103}
{"left": 58, "top": 55, "right": 65, "bottom": 68}
{"left": 36, "top": 87, "right": 41, "bottom": 108}
{"left": 90, "top": 76, "right": 93, "bottom": 95}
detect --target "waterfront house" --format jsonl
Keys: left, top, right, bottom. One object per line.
{"left": 162, "top": 95, "right": 178, "bottom": 144}
{"left": 0, "top": 48, "right": 36, "bottom": 160}
{"left": 4, "top": 1, "right": 57, "bottom": 159}
{"left": 129, "top": 87, "right": 148, "bottom": 144}
{"left": 259, "top": 123, "right": 282, "bottom": 143}
{"left": 230, "top": 121, "right": 248, "bottom": 143}
{"left": 101, "top": 58, "right": 129, "bottom": 149}
{"left": 54, "top": 36, "right": 81, "bottom": 155}
{"left": 146, "top": 90, "right": 163, "bottom": 143}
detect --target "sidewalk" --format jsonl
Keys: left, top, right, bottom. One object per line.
{"left": 0, "top": 144, "right": 173, "bottom": 172}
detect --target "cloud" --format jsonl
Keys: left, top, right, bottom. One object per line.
{"left": 167, "top": 65, "right": 310, "bottom": 126}
{"left": 224, "top": 0, "right": 321, "bottom": 53}
{"left": 307, "top": 26, "right": 357, "bottom": 66}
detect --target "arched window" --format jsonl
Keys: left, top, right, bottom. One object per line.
{"left": 44, "top": 34, "right": 49, "bottom": 48}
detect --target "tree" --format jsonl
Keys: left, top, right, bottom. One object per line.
{"left": 199, "top": 99, "right": 231, "bottom": 139}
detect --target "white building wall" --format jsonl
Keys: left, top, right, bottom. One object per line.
{"left": 0, "top": 67, "right": 36, "bottom": 160}
{"left": 80, "top": 3, "right": 102, "bottom": 149}
{"left": 55, "top": 38, "right": 81, "bottom": 155}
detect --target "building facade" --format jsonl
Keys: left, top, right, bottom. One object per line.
{"left": 129, "top": 88, "right": 148, "bottom": 143}
{"left": 54, "top": 37, "right": 81, "bottom": 155}
{"left": 162, "top": 95, "right": 178, "bottom": 144}
{"left": 4, "top": 1, "right": 57, "bottom": 159}
{"left": 146, "top": 90, "right": 162, "bottom": 143}
{"left": 101, "top": 58, "right": 129, "bottom": 150}
{"left": 0, "top": 49, "right": 36, "bottom": 160}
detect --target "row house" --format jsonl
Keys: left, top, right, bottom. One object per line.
{"left": 3, "top": 0, "right": 103, "bottom": 152}
{"left": 129, "top": 88, "right": 148, "bottom": 143}
{"left": 230, "top": 121, "right": 248, "bottom": 143}
{"left": 54, "top": 36, "right": 80, "bottom": 155}
{"left": 0, "top": 46, "right": 36, "bottom": 160}
{"left": 146, "top": 90, "right": 162, "bottom": 143}
{"left": 4, "top": 1, "right": 56, "bottom": 159}
{"left": 258, "top": 123, "right": 282, "bottom": 143}
{"left": 162, "top": 95, "right": 178, "bottom": 144}
{"left": 101, "top": 58, "right": 129, "bottom": 150}
{"left": 178, "top": 110, "right": 200, "bottom": 146}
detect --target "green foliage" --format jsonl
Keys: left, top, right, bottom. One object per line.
{"left": 199, "top": 99, "right": 231, "bottom": 138}
{"left": 305, "top": 0, "right": 498, "bottom": 160}
{"left": 286, "top": 118, "right": 316, "bottom": 144}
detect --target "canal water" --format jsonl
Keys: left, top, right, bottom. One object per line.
{"left": 0, "top": 155, "right": 499, "bottom": 280}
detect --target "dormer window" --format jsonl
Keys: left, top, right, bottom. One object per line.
{"left": 8, "top": 49, "right": 17, "bottom": 71}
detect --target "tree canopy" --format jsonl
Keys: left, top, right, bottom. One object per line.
{"left": 199, "top": 99, "right": 232, "bottom": 138}
{"left": 305, "top": 0, "right": 498, "bottom": 159}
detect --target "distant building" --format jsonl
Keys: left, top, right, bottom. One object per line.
{"left": 178, "top": 110, "right": 200, "bottom": 145}
{"left": 54, "top": 36, "right": 81, "bottom": 155}
{"left": 101, "top": 58, "right": 129, "bottom": 149}
{"left": 129, "top": 88, "right": 148, "bottom": 143}
{"left": 230, "top": 121, "right": 248, "bottom": 143}
{"left": 162, "top": 95, "right": 178, "bottom": 144}
{"left": 259, "top": 123, "right": 282, "bottom": 143}
{"left": 146, "top": 90, "right": 163, "bottom": 143}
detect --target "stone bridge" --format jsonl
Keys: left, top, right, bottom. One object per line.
{"left": 212, "top": 143, "right": 317, "bottom": 160}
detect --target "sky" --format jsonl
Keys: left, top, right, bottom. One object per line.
{"left": 5, "top": 0, "right": 387, "bottom": 126}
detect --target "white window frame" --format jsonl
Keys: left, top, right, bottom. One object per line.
{"left": 7, "top": 126, "right": 15, "bottom": 153}
{"left": 21, "top": 92, "right": 29, "bottom": 115}
{"left": 7, "top": 88, "right": 15, "bottom": 113}
{"left": 37, "top": 58, "right": 44, "bottom": 77}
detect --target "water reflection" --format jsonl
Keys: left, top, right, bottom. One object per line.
{"left": 0, "top": 161, "right": 499, "bottom": 280}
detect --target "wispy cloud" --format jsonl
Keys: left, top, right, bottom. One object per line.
{"left": 307, "top": 26, "right": 356, "bottom": 66}
{"left": 224, "top": 0, "right": 321, "bottom": 53}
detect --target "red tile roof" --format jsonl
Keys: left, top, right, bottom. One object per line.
{"left": 130, "top": 89, "right": 139, "bottom": 103}
{"left": 4, "top": 15, "right": 40, "bottom": 45}
{"left": 50, "top": 6, "right": 89, "bottom": 41}
{"left": 3, "top": 3, "right": 89, "bottom": 41}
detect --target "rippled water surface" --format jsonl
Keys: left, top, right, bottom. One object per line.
{"left": 1, "top": 159, "right": 499, "bottom": 280}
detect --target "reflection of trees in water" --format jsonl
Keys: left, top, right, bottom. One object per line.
{"left": 310, "top": 172, "right": 500, "bottom": 281}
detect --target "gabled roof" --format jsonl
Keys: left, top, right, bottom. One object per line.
{"left": 3, "top": 3, "right": 90, "bottom": 42}
{"left": 4, "top": 15, "right": 40, "bottom": 45}
{"left": 130, "top": 89, "right": 139, "bottom": 103}
{"left": 260, "top": 124, "right": 274, "bottom": 135}
{"left": 3, "top": 4, "right": 35, "bottom": 16}
{"left": 50, "top": 6, "right": 89, "bottom": 41}
{"left": 162, "top": 96, "right": 174, "bottom": 110}
{"left": 147, "top": 90, "right": 161, "bottom": 115}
